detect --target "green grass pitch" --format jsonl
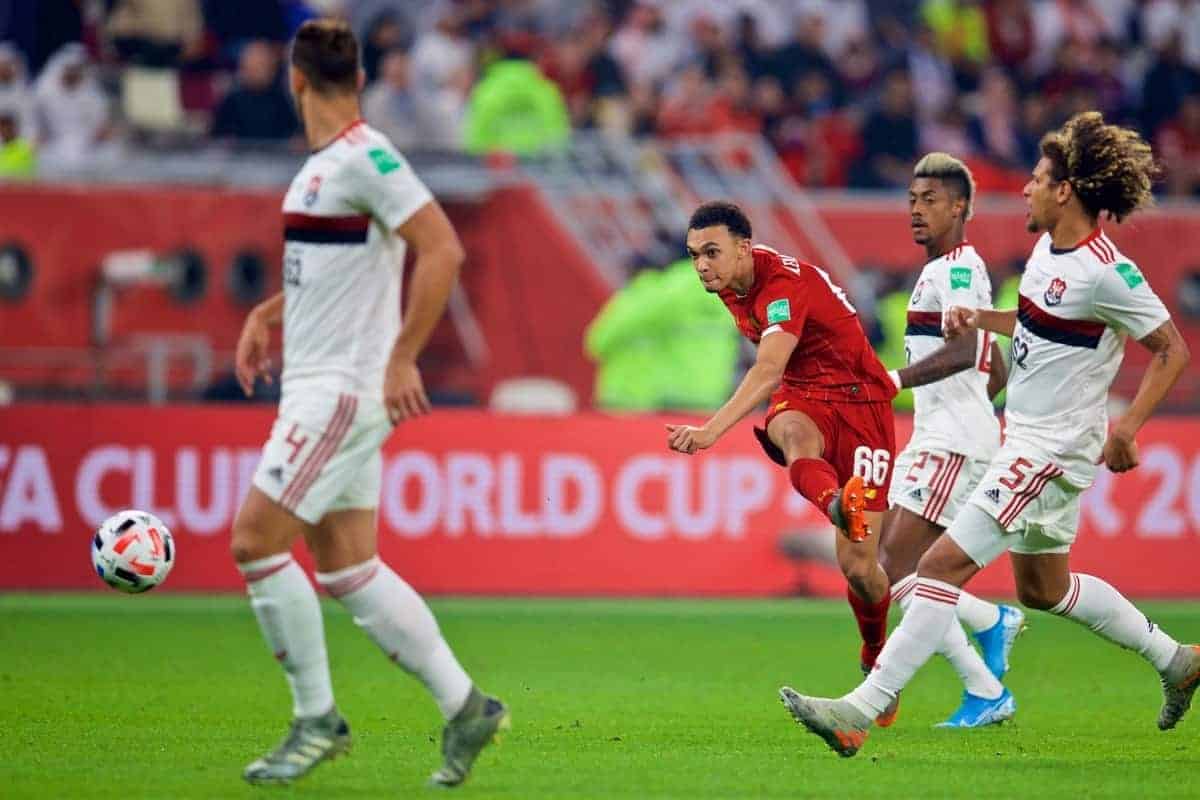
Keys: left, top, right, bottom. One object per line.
{"left": 3, "top": 593, "right": 1198, "bottom": 799}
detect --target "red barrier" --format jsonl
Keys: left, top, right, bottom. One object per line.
{"left": 2, "top": 406, "right": 1199, "bottom": 596}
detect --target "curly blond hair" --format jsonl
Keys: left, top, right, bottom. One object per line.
{"left": 1039, "top": 111, "right": 1159, "bottom": 223}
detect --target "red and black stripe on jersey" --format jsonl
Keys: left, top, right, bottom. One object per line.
{"left": 283, "top": 212, "right": 371, "bottom": 244}
{"left": 1017, "top": 295, "right": 1105, "bottom": 349}
{"left": 905, "top": 310, "right": 942, "bottom": 337}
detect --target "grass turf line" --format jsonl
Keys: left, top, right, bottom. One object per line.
{"left": 2, "top": 594, "right": 1198, "bottom": 799}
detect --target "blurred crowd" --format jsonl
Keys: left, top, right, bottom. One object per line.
{"left": 0, "top": 0, "right": 1198, "bottom": 195}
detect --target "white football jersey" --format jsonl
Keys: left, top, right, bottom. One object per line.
{"left": 1006, "top": 230, "right": 1170, "bottom": 488}
{"left": 905, "top": 243, "right": 1000, "bottom": 461}
{"left": 279, "top": 120, "right": 433, "bottom": 401}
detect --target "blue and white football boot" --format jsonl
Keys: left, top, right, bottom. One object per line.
{"left": 935, "top": 688, "right": 1016, "bottom": 728}
{"left": 974, "top": 605, "right": 1026, "bottom": 680}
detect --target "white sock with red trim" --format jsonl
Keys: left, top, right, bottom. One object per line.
{"left": 317, "top": 557, "right": 473, "bottom": 719}
{"left": 1050, "top": 573, "right": 1178, "bottom": 672}
{"left": 956, "top": 590, "right": 1001, "bottom": 633}
{"left": 892, "top": 574, "right": 1002, "bottom": 699}
{"left": 239, "top": 553, "right": 335, "bottom": 719}
{"left": 848, "top": 578, "right": 960, "bottom": 718}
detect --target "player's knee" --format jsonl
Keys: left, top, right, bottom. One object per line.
{"left": 1016, "top": 582, "right": 1061, "bottom": 611}
{"left": 838, "top": 551, "right": 874, "bottom": 588}
{"left": 877, "top": 548, "right": 907, "bottom": 586}
{"left": 230, "top": 512, "right": 268, "bottom": 564}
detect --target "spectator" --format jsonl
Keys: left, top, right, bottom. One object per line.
{"left": 837, "top": 33, "right": 882, "bottom": 96}
{"left": 609, "top": 2, "right": 685, "bottom": 89}
{"left": 1031, "top": 0, "right": 1113, "bottom": 73}
{"left": 1015, "top": 92, "right": 1052, "bottom": 166}
{"left": 984, "top": 0, "right": 1035, "bottom": 74}
{"left": 921, "top": 0, "right": 990, "bottom": 89}
{"left": 463, "top": 45, "right": 570, "bottom": 155}
{"left": 1142, "top": 0, "right": 1200, "bottom": 71}
{"left": 1141, "top": 31, "right": 1200, "bottom": 137}
{"left": 657, "top": 64, "right": 713, "bottom": 137}
{"left": 770, "top": 11, "right": 838, "bottom": 94}
{"left": 360, "top": 11, "right": 408, "bottom": 84}
{"left": 33, "top": 44, "right": 112, "bottom": 168}
{"left": 0, "top": 110, "right": 36, "bottom": 179}
{"left": 851, "top": 68, "right": 919, "bottom": 188}
{"left": 362, "top": 49, "right": 420, "bottom": 151}
{"left": 0, "top": 44, "right": 35, "bottom": 142}
{"left": 906, "top": 22, "right": 956, "bottom": 120}
{"left": 1157, "top": 91, "right": 1200, "bottom": 197}
{"left": 409, "top": 5, "right": 474, "bottom": 148}
{"left": 921, "top": 101, "right": 975, "bottom": 155}
{"left": 107, "top": 0, "right": 205, "bottom": 68}
{"left": 211, "top": 40, "right": 298, "bottom": 143}
{"left": 968, "top": 68, "right": 1022, "bottom": 166}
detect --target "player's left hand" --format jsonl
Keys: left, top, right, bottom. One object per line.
{"left": 666, "top": 424, "right": 717, "bottom": 455}
{"left": 1098, "top": 427, "right": 1139, "bottom": 472}
{"left": 383, "top": 357, "right": 431, "bottom": 425}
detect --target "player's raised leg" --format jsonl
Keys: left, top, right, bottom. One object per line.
{"left": 1011, "top": 553, "right": 1200, "bottom": 731}
{"left": 232, "top": 487, "right": 350, "bottom": 784}
{"left": 308, "top": 509, "right": 509, "bottom": 786}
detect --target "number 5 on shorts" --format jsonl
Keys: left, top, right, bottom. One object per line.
{"left": 853, "top": 446, "right": 891, "bottom": 487}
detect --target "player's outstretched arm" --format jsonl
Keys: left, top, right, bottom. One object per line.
{"left": 235, "top": 292, "right": 284, "bottom": 397}
{"left": 944, "top": 306, "right": 1016, "bottom": 338}
{"left": 893, "top": 330, "right": 977, "bottom": 390}
{"left": 385, "top": 201, "right": 465, "bottom": 424}
{"left": 666, "top": 331, "right": 797, "bottom": 455}
{"left": 1100, "top": 320, "right": 1190, "bottom": 472}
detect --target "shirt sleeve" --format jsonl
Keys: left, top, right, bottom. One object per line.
{"left": 348, "top": 140, "right": 434, "bottom": 231}
{"left": 1092, "top": 260, "right": 1170, "bottom": 340}
{"left": 755, "top": 271, "right": 809, "bottom": 339}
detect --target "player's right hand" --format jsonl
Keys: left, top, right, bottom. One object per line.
{"left": 235, "top": 309, "right": 272, "bottom": 397}
{"left": 942, "top": 306, "right": 978, "bottom": 339}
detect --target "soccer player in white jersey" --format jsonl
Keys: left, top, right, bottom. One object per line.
{"left": 876, "top": 153, "right": 1024, "bottom": 728}
{"left": 782, "top": 112, "right": 1199, "bottom": 757}
{"left": 229, "top": 20, "right": 507, "bottom": 786}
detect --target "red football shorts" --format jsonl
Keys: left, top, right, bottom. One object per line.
{"left": 763, "top": 392, "right": 896, "bottom": 512}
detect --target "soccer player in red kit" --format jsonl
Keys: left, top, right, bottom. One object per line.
{"left": 667, "top": 201, "right": 898, "bottom": 718}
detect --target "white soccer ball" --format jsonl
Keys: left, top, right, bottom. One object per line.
{"left": 92, "top": 510, "right": 176, "bottom": 593}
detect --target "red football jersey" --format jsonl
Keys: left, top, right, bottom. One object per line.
{"left": 718, "top": 244, "right": 896, "bottom": 403}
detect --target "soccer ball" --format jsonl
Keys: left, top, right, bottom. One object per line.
{"left": 92, "top": 510, "right": 176, "bottom": 593}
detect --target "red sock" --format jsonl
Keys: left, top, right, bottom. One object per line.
{"left": 788, "top": 458, "right": 840, "bottom": 523}
{"left": 846, "top": 585, "right": 891, "bottom": 669}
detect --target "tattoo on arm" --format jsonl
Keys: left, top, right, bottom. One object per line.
{"left": 898, "top": 333, "right": 976, "bottom": 389}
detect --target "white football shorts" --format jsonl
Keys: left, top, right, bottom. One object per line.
{"left": 948, "top": 438, "right": 1082, "bottom": 566}
{"left": 887, "top": 444, "right": 991, "bottom": 529}
{"left": 251, "top": 390, "right": 392, "bottom": 524}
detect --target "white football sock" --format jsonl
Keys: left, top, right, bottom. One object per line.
{"left": 955, "top": 591, "right": 1001, "bottom": 633}
{"left": 240, "top": 553, "right": 335, "bottom": 719}
{"left": 849, "top": 578, "right": 960, "bottom": 717}
{"left": 1051, "top": 573, "right": 1178, "bottom": 672}
{"left": 317, "top": 557, "right": 473, "bottom": 720}
{"left": 892, "top": 573, "right": 1002, "bottom": 699}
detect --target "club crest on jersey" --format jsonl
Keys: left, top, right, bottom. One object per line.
{"left": 1044, "top": 277, "right": 1067, "bottom": 306}
{"left": 303, "top": 175, "right": 323, "bottom": 207}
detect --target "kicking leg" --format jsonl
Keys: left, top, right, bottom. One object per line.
{"left": 1012, "top": 553, "right": 1200, "bottom": 730}
{"left": 231, "top": 487, "right": 348, "bottom": 784}
{"left": 309, "top": 509, "right": 509, "bottom": 786}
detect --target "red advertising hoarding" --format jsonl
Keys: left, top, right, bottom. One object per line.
{"left": 1, "top": 406, "right": 1198, "bottom": 597}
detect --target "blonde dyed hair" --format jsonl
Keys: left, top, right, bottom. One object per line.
{"left": 1039, "top": 111, "right": 1158, "bottom": 223}
{"left": 913, "top": 152, "right": 977, "bottom": 220}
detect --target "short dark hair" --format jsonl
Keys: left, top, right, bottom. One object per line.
{"left": 1039, "top": 111, "right": 1158, "bottom": 223}
{"left": 913, "top": 152, "right": 976, "bottom": 219}
{"left": 291, "top": 19, "right": 359, "bottom": 94}
{"left": 688, "top": 201, "right": 752, "bottom": 239}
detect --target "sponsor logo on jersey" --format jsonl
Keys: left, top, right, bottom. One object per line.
{"left": 303, "top": 175, "right": 322, "bottom": 207}
{"left": 864, "top": 488, "right": 877, "bottom": 500}
{"left": 766, "top": 298, "right": 791, "bottom": 325}
{"left": 1115, "top": 262, "right": 1145, "bottom": 289}
{"left": 984, "top": 487, "right": 1001, "bottom": 504}
{"left": 369, "top": 148, "right": 402, "bottom": 175}
{"left": 773, "top": 400, "right": 789, "bottom": 414}
{"left": 950, "top": 267, "right": 972, "bottom": 289}
{"left": 284, "top": 252, "right": 302, "bottom": 287}
{"left": 911, "top": 280, "right": 925, "bottom": 304}
{"left": 1044, "top": 276, "right": 1067, "bottom": 306}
